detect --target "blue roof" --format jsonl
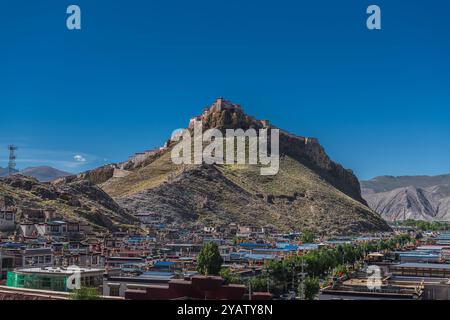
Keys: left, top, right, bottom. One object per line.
{"left": 298, "top": 243, "right": 319, "bottom": 250}
{"left": 121, "top": 268, "right": 143, "bottom": 273}
{"left": 154, "top": 261, "right": 176, "bottom": 267}
{"left": 396, "top": 250, "right": 441, "bottom": 257}
{"left": 253, "top": 248, "right": 286, "bottom": 253}
{"left": 275, "top": 243, "right": 300, "bottom": 250}
{"left": 239, "top": 242, "right": 270, "bottom": 248}
{"left": 327, "top": 240, "right": 352, "bottom": 244}
{"left": 0, "top": 242, "right": 25, "bottom": 249}
{"left": 230, "top": 252, "right": 248, "bottom": 259}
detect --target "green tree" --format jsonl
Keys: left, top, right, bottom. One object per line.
{"left": 301, "top": 277, "right": 320, "bottom": 300}
{"left": 70, "top": 287, "right": 101, "bottom": 300}
{"left": 220, "top": 268, "right": 242, "bottom": 284}
{"left": 249, "top": 276, "right": 269, "bottom": 292}
{"left": 197, "top": 242, "right": 223, "bottom": 276}
{"left": 300, "top": 230, "right": 315, "bottom": 243}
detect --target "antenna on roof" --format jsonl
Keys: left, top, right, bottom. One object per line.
{"left": 7, "top": 145, "right": 18, "bottom": 176}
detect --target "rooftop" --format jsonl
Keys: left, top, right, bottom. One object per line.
{"left": 15, "top": 266, "right": 105, "bottom": 275}
{"left": 394, "top": 263, "right": 450, "bottom": 270}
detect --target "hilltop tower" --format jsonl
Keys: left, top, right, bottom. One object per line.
{"left": 7, "top": 145, "right": 18, "bottom": 176}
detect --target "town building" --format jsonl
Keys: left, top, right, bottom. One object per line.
{"left": 6, "top": 266, "right": 105, "bottom": 292}
{"left": 124, "top": 275, "right": 271, "bottom": 300}
{"left": 0, "top": 209, "right": 15, "bottom": 232}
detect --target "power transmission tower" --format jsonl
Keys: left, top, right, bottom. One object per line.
{"left": 7, "top": 145, "right": 18, "bottom": 176}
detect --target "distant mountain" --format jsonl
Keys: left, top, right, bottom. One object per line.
{"left": 361, "top": 175, "right": 450, "bottom": 221}
{"left": 0, "top": 166, "right": 70, "bottom": 181}
{"left": 61, "top": 98, "right": 390, "bottom": 235}
{"left": 0, "top": 167, "right": 18, "bottom": 177}
{"left": 19, "top": 166, "right": 71, "bottom": 182}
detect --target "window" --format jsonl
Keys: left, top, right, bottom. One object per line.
{"left": 42, "top": 277, "right": 51, "bottom": 289}
{"left": 109, "top": 286, "right": 120, "bottom": 297}
{"left": 25, "top": 256, "right": 33, "bottom": 266}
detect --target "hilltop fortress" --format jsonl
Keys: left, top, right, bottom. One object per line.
{"left": 189, "top": 97, "right": 270, "bottom": 129}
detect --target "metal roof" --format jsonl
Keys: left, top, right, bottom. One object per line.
{"left": 394, "top": 263, "right": 450, "bottom": 270}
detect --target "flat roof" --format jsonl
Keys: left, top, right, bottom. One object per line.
{"left": 395, "top": 251, "right": 440, "bottom": 257}
{"left": 393, "top": 263, "right": 450, "bottom": 270}
{"left": 15, "top": 266, "right": 105, "bottom": 275}
{"left": 139, "top": 271, "right": 174, "bottom": 280}
{"left": 154, "top": 261, "right": 176, "bottom": 267}
{"left": 245, "top": 253, "right": 276, "bottom": 260}
{"left": 417, "top": 246, "right": 450, "bottom": 250}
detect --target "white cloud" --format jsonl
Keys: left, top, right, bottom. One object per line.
{"left": 74, "top": 154, "right": 86, "bottom": 162}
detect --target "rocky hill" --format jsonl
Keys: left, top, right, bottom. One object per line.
{"left": 362, "top": 175, "right": 450, "bottom": 221}
{"left": 93, "top": 98, "right": 389, "bottom": 235}
{"left": 0, "top": 175, "right": 137, "bottom": 231}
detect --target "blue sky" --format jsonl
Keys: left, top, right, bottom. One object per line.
{"left": 0, "top": 0, "right": 449, "bottom": 180}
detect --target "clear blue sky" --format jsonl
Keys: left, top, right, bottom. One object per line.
{"left": 1, "top": 0, "right": 449, "bottom": 180}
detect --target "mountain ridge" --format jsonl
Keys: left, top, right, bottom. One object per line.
{"left": 19, "top": 166, "right": 71, "bottom": 182}
{"left": 0, "top": 166, "right": 71, "bottom": 182}
{"left": 362, "top": 174, "right": 450, "bottom": 221}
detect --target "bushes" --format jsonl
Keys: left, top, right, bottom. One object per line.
{"left": 300, "top": 230, "right": 315, "bottom": 243}
{"left": 220, "top": 268, "right": 242, "bottom": 284}
{"left": 302, "top": 277, "right": 320, "bottom": 300}
{"left": 400, "top": 219, "right": 450, "bottom": 231}
{"left": 70, "top": 287, "right": 101, "bottom": 300}
{"left": 220, "top": 235, "right": 413, "bottom": 298}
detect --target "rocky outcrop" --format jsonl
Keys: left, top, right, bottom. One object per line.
{"left": 279, "top": 132, "right": 366, "bottom": 204}
{"left": 55, "top": 164, "right": 117, "bottom": 186}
